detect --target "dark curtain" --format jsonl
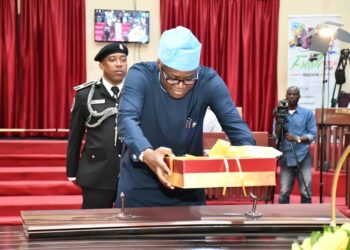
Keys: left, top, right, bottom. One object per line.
{"left": 160, "top": 0, "right": 279, "bottom": 132}
{"left": 17, "top": 0, "right": 86, "bottom": 136}
{"left": 0, "top": 0, "right": 18, "bottom": 131}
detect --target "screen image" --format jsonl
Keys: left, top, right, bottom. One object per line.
{"left": 94, "top": 9, "right": 150, "bottom": 43}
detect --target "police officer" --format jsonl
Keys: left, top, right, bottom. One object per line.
{"left": 66, "top": 43, "right": 128, "bottom": 209}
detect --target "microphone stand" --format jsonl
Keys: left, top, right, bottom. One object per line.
{"left": 307, "top": 23, "right": 350, "bottom": 203}
{"left": 319, "top": 51, "right": 328, "bottom": 203}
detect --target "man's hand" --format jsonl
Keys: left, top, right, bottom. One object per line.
{"left": 142, "top": 147, "right": 175, "bottom": 189}
{"left": 285, "top": 133, "right": 295, "bottom": 142}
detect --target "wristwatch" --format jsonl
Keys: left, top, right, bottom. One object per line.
{"left": 296, "top": 136, "right": 301, "bottom": 143}
{"left": 139, "top": 151, "right": 145, "bottom": 162}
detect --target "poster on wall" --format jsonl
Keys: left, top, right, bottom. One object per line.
{"left": 288, "top": 15, "right": 341, "bottom": 111}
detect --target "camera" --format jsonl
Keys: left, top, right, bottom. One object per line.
{"left": 274, "top": 100, "right": 289, "bottom": 149}
{"left": 274, "top": 99, "right": 289, "bottom": 123}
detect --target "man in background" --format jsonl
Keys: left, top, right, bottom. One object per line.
{"left": 274, "top": 86, "right": 316, "bottom": 204}
{"left": 116, "top": 26, "right": 255, "bottom": 208}
{"left": 66, "top": 43, "right": 128, "bottom": 208}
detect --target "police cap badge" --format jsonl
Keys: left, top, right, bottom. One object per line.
{"left": 94, "top": 43, "right": 129, "bottom": 62}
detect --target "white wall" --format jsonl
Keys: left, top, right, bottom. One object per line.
{"left": 85, "top": 0, "right": 350, "bottom": 99}
{"left": 278, "top": 0, "right": 350, "bottom": 99}
{"left": 85, "top": 0, "right": 160, "bottom": 80}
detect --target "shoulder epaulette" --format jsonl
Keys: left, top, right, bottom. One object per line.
{"left": 73, "top": 80, "right": 101, "bottom": 91}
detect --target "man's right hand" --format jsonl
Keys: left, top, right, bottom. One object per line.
{"left": 142, "top": 147, "right": 175, "bottom": 189}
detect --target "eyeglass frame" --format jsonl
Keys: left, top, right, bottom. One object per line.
{"left": 161, "top": 66, "right": 199, "bottom": 85}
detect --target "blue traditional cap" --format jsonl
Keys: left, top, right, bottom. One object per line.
{"left": 94, "top": 43, "right": 128, "bottom": 62}
{"left": 158, "top": 26, "right": 201, "bottom": 71}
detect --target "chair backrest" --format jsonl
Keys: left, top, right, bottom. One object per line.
{"left": 202, "top": 106, "right": 269, "bottom": 150}
{"left": 203, "top": 131, "right": 269, "bottom": 149}
{"left": 314, "top": 108, "right": 350, "bottom": 170}
{"left": 203, "top": 132, "right": 227, "bottom": 149}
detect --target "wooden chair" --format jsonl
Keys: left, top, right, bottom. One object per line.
{"left": 314, "top": 108, "right": 350, "bottom": 209}
{"left": 314, "top": 108, "right": 350, "bottom": 171}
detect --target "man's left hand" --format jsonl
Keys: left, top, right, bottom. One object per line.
{"left": 285, "top": 133, "right": 295, "bottom": 142}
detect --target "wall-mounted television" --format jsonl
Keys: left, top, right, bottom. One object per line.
{"left": 94, "top": 9, "right": 150, "bottom": 43}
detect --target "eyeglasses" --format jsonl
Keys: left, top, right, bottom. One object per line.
{"left": 161, "top": 68, "right": 199, "bottom": 85}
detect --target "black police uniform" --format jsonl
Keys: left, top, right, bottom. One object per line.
{"left": 66, "top": 79, "right": 122, "bottom": 208}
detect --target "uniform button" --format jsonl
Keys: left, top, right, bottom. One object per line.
{"left": 132, "top": 154, "right": 137, "bottom": 160}
{"left": 118, "top": 154, "right": 121, "bottom": 158}
{"left": 91, "top": 155, "right": 95, "bottom": 159}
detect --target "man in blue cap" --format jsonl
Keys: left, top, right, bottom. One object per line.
{"left": 116, "top": 26, "right": 255, "bottom": 207}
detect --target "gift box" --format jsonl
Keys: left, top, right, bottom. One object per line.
{"left": 165, "top": 140, "right": 282, "bottom": 189}
{"left": 166, "top": 156, "right": 277, "bottom": 188}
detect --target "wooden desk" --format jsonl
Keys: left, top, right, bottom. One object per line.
{"left": 21, "top": 204, "right": 349, "bottom": 240}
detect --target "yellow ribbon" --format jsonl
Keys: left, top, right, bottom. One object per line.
{"left": 235, "top": 158, "right": 247, "bottom": 197}
{"left": 222, "top": 159, "right": 229, "bottom": 196}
